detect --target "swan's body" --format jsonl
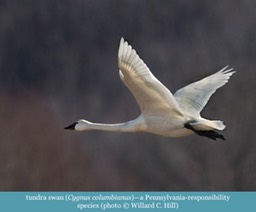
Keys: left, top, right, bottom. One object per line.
{"left": 65, "top": 38, "right": 235, "bottom": 140}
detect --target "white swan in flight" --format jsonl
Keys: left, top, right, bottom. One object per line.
{"left": 65, "top": 38, "right": 235, "bottom": 140}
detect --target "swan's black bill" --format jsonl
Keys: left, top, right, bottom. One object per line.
{"left": 64, "top": 122, "right": 78, "bottom": 130}
{"left": 184, "top": 123, "right": 225, "bottom": 141}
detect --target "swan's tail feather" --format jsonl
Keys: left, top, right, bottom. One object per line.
{"left": 209, "top": 120, "right": 226, "bottom": 131}
{"left": 190, "top": 118, "right": 226, "bottom": 131}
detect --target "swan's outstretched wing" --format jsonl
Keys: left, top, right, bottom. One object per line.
{"left": 118, "top": 38, "right": 183, "bottom": 117}
{"left": 174, "top": 66, "right": 235, "bottom": 117}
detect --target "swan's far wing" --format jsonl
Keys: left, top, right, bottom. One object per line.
{"left": 174, "top": 66, "right": 235, "bottom": 117}
{"left": 118, "top": 38, "right": 183, "bottom": 117}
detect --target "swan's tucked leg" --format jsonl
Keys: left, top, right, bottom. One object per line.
{"left": 184, "top": 122, "right": 225, "bottom": 141}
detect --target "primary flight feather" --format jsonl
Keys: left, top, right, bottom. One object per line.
{"left": 65, "top": 38, "right": 235, "bottom": 140}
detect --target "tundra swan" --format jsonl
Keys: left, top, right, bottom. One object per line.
{"left": 65, "top": 38, "right": 235, "bottom": 140}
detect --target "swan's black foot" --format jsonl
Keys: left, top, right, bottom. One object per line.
{"left": 184, "top": 123, "right": 225, "bottom": 141}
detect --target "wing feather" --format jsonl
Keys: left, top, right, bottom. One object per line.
{"left": 174, "top": 66, "right": 236, "bottom": 117}
{"left": 118, "top": 38, "right": 183, "bottom": 117}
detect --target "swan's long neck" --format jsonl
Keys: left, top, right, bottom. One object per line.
{"left": 80, "top": 116, "right": 146, "bottom": 132}
{"left": 86, "top": 122, "right": 137, "bottom": 132}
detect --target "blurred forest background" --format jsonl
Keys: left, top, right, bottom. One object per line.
{"left": 0, "top": 0, "right": 256, "bottom": 191}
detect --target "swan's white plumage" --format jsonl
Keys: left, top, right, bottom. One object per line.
{"left": 118, "top": 38, "right": 183, "bottom": 117}
{"left": 174, "top": 66, "right": 235, "bottom": 117}
{"left": 65, "top": 37, "right": 236, "bottom": 140}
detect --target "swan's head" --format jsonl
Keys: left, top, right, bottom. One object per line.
{"left": 64, "top": 119, "right": 90, "bottom": 131}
